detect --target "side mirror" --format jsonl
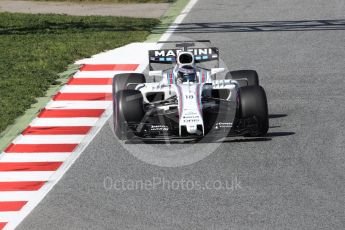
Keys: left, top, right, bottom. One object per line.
{"left": 211, "top": 68, "right": 225, "bottom": 75}
{"left": 149, "top": 71, "right": 163, "bottom": 77}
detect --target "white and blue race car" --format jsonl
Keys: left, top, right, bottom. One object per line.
{"left": 112, "top": 41, "right": 268, "bottom": 141}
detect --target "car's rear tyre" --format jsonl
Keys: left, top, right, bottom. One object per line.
{"left": 112, "top": 73, "right": 145, "bottom": 140}
{"left": 114, "top": 90, "right": 145, "bottom": 140}
{"left": 225, "top": 70, "right": 259, "bottom": 87}
{"left": 239, "top": 85, "right": 268, "bottom": 136}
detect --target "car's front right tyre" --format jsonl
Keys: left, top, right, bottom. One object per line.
{"left": 113, "top": 90, "right": 144, "bottom": 140}
{"left": 112, "top": 73, "right": 146, "bottom": 140}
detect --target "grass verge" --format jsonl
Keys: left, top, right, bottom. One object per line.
{"left": 0, "top": 12, "right": 159, "bottom": 138}
{"left": 30, "top": 0, "right": 175, "bottom": 3}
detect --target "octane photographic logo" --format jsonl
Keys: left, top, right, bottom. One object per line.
{"left": 108, "top": 37, "right": 232, "bottom": 167}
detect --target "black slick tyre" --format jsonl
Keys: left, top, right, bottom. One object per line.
{"left": 239, "top": 85, "right": 269, "bottom": 136}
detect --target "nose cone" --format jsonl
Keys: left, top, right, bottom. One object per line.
{"left": 186, "top": 124, "right": 198, "bottom": 134}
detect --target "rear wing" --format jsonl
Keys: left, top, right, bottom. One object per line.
{"left": 149, "top": 47, "right": 219, "bottom": 64}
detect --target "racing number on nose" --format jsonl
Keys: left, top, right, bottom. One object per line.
{"left": 185, "top": 95, "right": 194, "bottom": 99}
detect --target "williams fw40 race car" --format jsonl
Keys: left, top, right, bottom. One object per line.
{"left": 112, "top": 41, "right": 269, "bottom": 141}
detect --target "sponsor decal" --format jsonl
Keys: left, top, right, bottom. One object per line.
{"left": 153, "top": 48, "right": 215, "bottom": 57}
{"left": 150, "top": 125, "right": 169, "bottom": 131}
{"left": 215, "top": 122, "right": 233, "bottom": 129}
{"left": 182, "top": 114, "right": 201, "bottom": 123}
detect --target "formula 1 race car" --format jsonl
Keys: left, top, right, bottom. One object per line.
{"left": 112, "top": 41, "right": 268, "bottom": 141}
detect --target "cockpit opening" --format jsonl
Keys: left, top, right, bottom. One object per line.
{"left": 177, "top": 65, "right": 198, "bottom": 84}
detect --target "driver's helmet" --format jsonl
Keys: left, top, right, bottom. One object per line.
{"left": 177, "top": 65, "right": 197, "bottom": 84}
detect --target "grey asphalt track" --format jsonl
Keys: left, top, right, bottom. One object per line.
{"left": 18, "top": 0, "right": 345, "bottom": 229}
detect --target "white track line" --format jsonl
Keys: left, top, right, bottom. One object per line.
{"left": 0, "top": 153, "right": 70, "bottom": 162}
{"left": 46, "top": 101, "right": 112, "bottom": 110}
{"left": 30, "top": 118, "right": 99, "bottom": 127}
{"left": 75, "top": 43, "right": 158, "bottom": 67}
{"left": 60, "top": 85, "right": 112, "bottom": 93}
{"left": 0, "top": 192, "right": 38, "bottom": 202}
{"left": 13, "top": 135, "right": 84, "bottom": 144}
{"left": 159, "top": 0, "right": 199, "bottom": 42}
{"left": 73, "top": 71, "right": 126, "bottom": 78}
{"left": 0, "top": 172, "right": 55, "bottom": 182}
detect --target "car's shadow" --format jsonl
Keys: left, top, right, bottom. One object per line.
{"left": 126, "top": 114, "right": 294, "bottom": 144}
{"left": 269, "top": 114, "right": 287, "bottom": 119}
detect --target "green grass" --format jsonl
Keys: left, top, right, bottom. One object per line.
{"left": 0, "top": 12, "right": 159, "bottom": 134}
